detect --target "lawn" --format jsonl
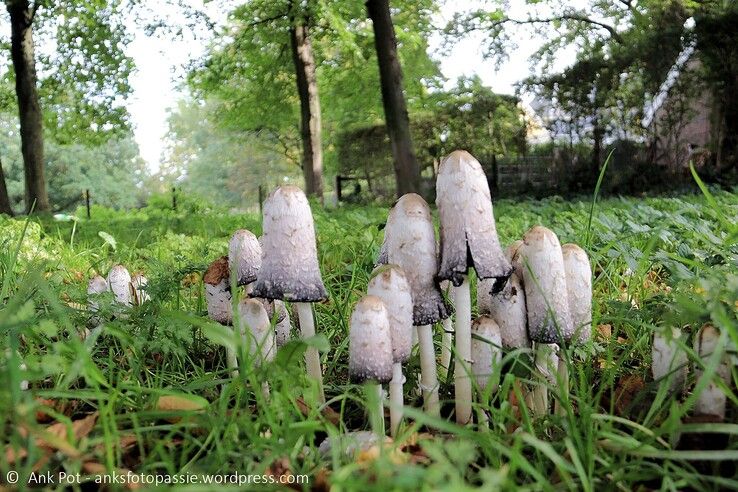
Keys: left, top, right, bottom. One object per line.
{"left": 1, "top": 186, "right": 737, "bottom": 490}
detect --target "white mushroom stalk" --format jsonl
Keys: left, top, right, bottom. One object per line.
{"left": 652, "top": 327, "right": 688, "bottom": 396}
{"left": 130, "top": 273, "right": 150, "bottom": 306}
{"left": 228, "top": 229, "right": 261, "bottom": 287}
{"left": 349, "top": 295, "right": 394, "bottom": 437}
{"left": 471, "top": 316, "right": 502, "bottom": 425}
{"left": 107, "top": 265, "right": 132, "bottom": 306}
{"left": 439, "top": 280, "right": 454, "bottom": 382}
{"left": 693, "top": 325, "right": 730, "bottom": 420}
{"left": 436, "top": 150, "right": 511, "bottom": 424}
{"left": 367, "top": 265, "right": 413, "bottom": 437}
{"left": 530, "top": 343, "right": 559, "bottom": 417}
{"left": 377, "top": 193, "right": 452, "bottom": 417}
{"left": 556, "top": 243, "right": 593, "bottom": 415}
{"left": 251, "top": 186, "right": 328, "bottom": 403}
{"left": 86, "top": 275, "right": 108, "bottom": 337}
{"left": 204, "top": 257, "right": 237, "bottom": 374}
{"left": 238, "top": 298, "right": 276, "bottom": 399}
{"left": 517, "top": 226, "right": 573, "bottom": 416}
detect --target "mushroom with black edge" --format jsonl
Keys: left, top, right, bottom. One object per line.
{"left": 554, "top": 243, "right": 593, "bottom": 416}
{"left": 237, "top": 298, "right": 276, "bottom": 399}
{"left": 377, "top": 193, "right": 452, "bottom": 417}
{"left": 367, "top": 264, "right": 413, "bottom": 437}
{"left": 436, "top": 150, "right": 512, "bottom": 424}
{"left": 471, "top": 316, "right": 502, "bottom": 426}
{"left": 349, "top": 295, "right": 394, "bottom": 437}
{"left": 251, "top": 186, "right": 329, "bottom": 404}
{"left": 516, "top": 226, "right": 574, "bottom": 416}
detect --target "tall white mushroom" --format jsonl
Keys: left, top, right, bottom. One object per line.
{"left": 471, "top": 316, "right": 502, "bottom": 425}
{"left": 238, "top": 298, "right": 276, "bottom": 399}
{"left": 436, "top": 150, "right": 511, "bottom": 424}
{"left": 377, "top": 193, "right": 452, "bottom": 417}
{"left": 367, "top": 264, "right": 413, "bottom": 437}
{"left": 228, "top": 229, "right": 261, "bottom": 287}
{"left": 349, "top": 295, "right": 394, "bottom": 437}
{"left": 131, "top": 273, "right": 150, "bottom": 306}
{"left": 107, "top": 265, "right": 132, "bottom": 306}
{"left": 652, "top": 327, "right": 688, "bottom": 396}
{"left": 517, "top": 226, "right": 573, "bottom": 416}
{"left": 251, "top": 186, "right": 328, "bottom": 403}
{"left": 693, "top": 324, "right": 730, "bottom": 420}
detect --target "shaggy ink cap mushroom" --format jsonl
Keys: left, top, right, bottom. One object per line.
{"left": 131, "top": 273, "right": 150, "bottom": 305}
{"left": 380, "top": 193, "right": 452, "bottom": 325}
{"left": 367, "top": 264, "right": 414, "bottom": 364}
{"left": 274, "top": 300, "right": 292, "bottom": 347}
{"left": 251, "top": 186, "right": 327, "bottom": 302}
{"left": 88, "top": 275, "right": 107, "bottom": 297}
{"left": 228, "top": 229, "right": 261, "bottom": 286}
{"left": 238, "top": 298, "right": 276, "bottom": 365}
{"left": 518, "top": 226, "right": 574, "bottom": 343}
{"left": 349, "top": 295, "right": 394, "bottom": 384}
{"left": 478, "top": 242, "right": 530, "bottom": 349}
{"left": 204, "top": 256, "right": 233, "bottom": 325}
{"left": 436, "top": 150, "right": 511, "bottom": 291}
{"left": 471, "top": 316, "right": 502, "bottom": 391}
{"left": 107, "top": 265, "right": 132, "bottom": 306}
{"left": 562, "top": 244, "right": 593, "bottom": 343}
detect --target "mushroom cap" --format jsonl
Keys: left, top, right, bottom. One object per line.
{"left": 204, "top": 257, "right": 232, "bottom": 325}
{"left": 436, "top": 150, "right": 511, "bottom": 290}
{"left": 349, "top": 295, "right": 394, "bottom": 384}
{"left": 471, "top": 316, "right": 502, "bottom": 391}
{"left": 518, "top": 226, "right": 574, "bottom": 343}
{"left": 651, "top": 327, "right": 687, "bottom": 394}
{"left": 87, "top": 275, "right": 108, "bottom": 295}
{"left": 380, "top": 193, "right": 452, "bottom": 325}
{"left": 228, "top": 229, "right": 261, "bottom": 286}
{"left": 251, "top": 186, "right": 327, "bottom": 302}
{"left": 274, "top": 300, "right": 292, "bottom": 347}
{"left": 107, "top": 265, "right": 132, "bottom": 306}
{"left": 693, "top": 324, "right": 730, "bottom": 418}
{"left": 562, "top": 244, "right": 592, "bottom": 343}
{"left": 131, "top": 273, "right": 150, "bottom": 305}
{"left": 478, "top": 272, "right": 530, "bottom": 349}
{"left": 238, "top": 298, "right": 275, "bottom": 365}
{"left": 367, "top": 264, "right": 414, "bottom": 363}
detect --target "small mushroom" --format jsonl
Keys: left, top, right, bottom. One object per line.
{"left": 478, "top": 242, "right": 530, "bottom": 350}
{"left": 238, "top": 298, "right": 276, "bottom": 399}
{"left": 87, "top": 275, "right": 108, "bottom": 325}
{"left": 349, "top": 295, "right": 394, "bottom": 436}
{"left": 228, "top": 229, "right": 261, "bottom": 286}
{"left": 436, "top": 150, "right": 511, "bottom": 424}
{"left": 378, "top": 193, "right": 452, "bottom": 417}
{"left": 471, "top": 316, "right": 502, "bottom": 425}
{"left": 367, "top": 264, "right": 413, "bottom": 437}
{"left": 251, "top": 186, "right": 328, "bottom": 403}
{"left": 274, "top": 300, "right": 292, "bottom": 348}
{"left": 204, "top": 257, "right": 232, "bottom": 326}
{"left": 107, "top": 265, "right": 132, "bottom": 306}
{"left": 131, "top": 273, "right": 150, "bottom": 306}
{"left": 652, "top": 327, "right": 688, "bottom": 396}
{"left": 693, "top": 324, "right": 730, "bottom": 420}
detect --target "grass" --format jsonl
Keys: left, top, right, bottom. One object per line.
{"left": 1, "top": 186, "right": 737, "bottom": 490}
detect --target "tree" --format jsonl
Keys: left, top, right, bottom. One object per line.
{"left": 366, "top": 0, "right": 420, "bottom": 196}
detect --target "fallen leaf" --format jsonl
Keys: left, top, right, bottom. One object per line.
{"left": 312, "top": 468, "right": 331, "bottom": 492}
{"left": 156, "top": 393, "right": 209, "bottom": 422}
{"left": 613, "top": 375, "right": 645, "bottom": 416}
{"left": 596, "top": 324, "right": 612, "bottom": 340}
{"left": 295, "top": 397, "right": 340, "bottom": 426}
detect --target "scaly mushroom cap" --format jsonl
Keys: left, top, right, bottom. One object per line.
{"left": 693, "top": 324, "right": 730, "bottom": 419}
{"left": 518, "top": 226, "right": 574, "bottom": 343}
{"left": 87, "top": 275, "right": 108, "bottom": 317}
{"left": 651, "top": 327, "right": 687, "bottom": 394}
{"left": 436, "top": 150, "right": 511, "bottom": 290}
{"left": 349, "top": 295, "right": 394, "bottom": 384}
{"left": 204, "top": 256, "right": 232, "bottom": 325}
{"left": 131, "top": 273, "right": 150, "bottom": 306}
{"left": 274, "top": 300, "right": 292, "bottom": 347}
{"left": 478, "top": 272, "right": 529, "bottom": 349}
{"left": 471, "top": 316, "right": 502, "bottom": 391}
{"left": 107, "top": 265, "right": 132, "bottom": 306}
{"left": 562, "top": 244, "right": 592, "bottom": 343}
{"left": 367, "top": 264, "right": 414, "bottom": 363}
{"left": 251, "top": 186, "right": 327, "bottom": 302}
{"left": 228, "top": 229, "right": 261, "bottom": 286}
{"left": 380, "top": 193, "right": 452, "bottom": 325}
{"left": 238, "top": 298, "right": 275, "bottom": 365}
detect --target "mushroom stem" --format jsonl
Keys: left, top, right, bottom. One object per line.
{"left": 296, "top": 302, "right": 325, "bottom": 404}
{"left": 416, "top": 324, "right": 440, "bottom": 417}
{"left": 226, "top": 339, "right": 239, "bottom": 378}
{"left": 439, "top": 317, "right": 454, "bottom": 381}
{"left": 367, "top": 383, "right": 385, "bottom": 437}
{"left": 453, "top": 277, "right": 472, "bottom": 424}
{"left": 389, "top": 362, "right": 404, "bottom": 437}
{"left": 261, "top": 381, "right": 271, "bottom": 401}
{"left": 554, "top": 356, "right": 569, "bottom": 416}
{"left": 531, "top": 343, "right": 558, "bottom": 417}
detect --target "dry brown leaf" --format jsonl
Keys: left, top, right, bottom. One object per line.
{"left": 312, "top": 468, "right": 331, "bottom": 492}
{"left": 596, "top": 324, "right": 612, "bottom": 340}
{"left": 613, "top": 375, "right": 645, "bottom": 416}
{"left": 156, "top": 394, "right": 208, "bottom": 423}
{"left": 295, "top": 397, "right": 340, "bottom": 426}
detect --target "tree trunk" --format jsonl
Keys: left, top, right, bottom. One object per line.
{"left": 289, "top": 21, "right": 323, "bottom": 200}
{"left": 366, "top": 0, "right": 421, "bottom": 197}
{"left": 7, "top": 1, "right": 49, "bottom": 213}
{"left": 0, "top": 157, "right": 14, "bottom": 216}
{"left": 592, "top": 113, "right": 603, "bottom": 180}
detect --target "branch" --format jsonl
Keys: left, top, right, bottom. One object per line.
{"left": 245, "top": 11, "right": 288, "bottom": 28}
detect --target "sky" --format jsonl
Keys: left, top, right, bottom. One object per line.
{"left": 125, "top": 1, "right": 580, "bottom": 171}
